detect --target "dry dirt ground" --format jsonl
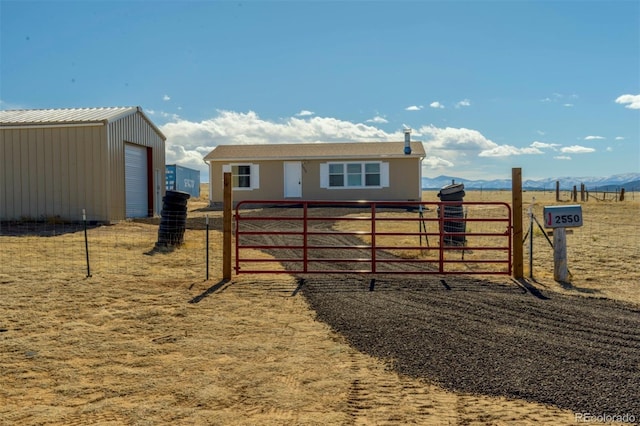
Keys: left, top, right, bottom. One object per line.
{"left": 1, "top": 189, "right": 638, "bottom": 425}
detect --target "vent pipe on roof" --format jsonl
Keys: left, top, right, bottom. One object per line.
{"left": 404, "top": 128, "right": 412, "bottom": 154}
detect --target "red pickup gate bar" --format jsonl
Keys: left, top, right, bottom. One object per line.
{"left": 235, "top": 200, "right": 512, "bottom": 275}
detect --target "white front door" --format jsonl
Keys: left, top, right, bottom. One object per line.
{"left": 284, "top": 162, "right": 302, "bottom": 198}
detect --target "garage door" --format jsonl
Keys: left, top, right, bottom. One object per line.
{"left": 125, "top": 143, "right": 148, "bottom": 218}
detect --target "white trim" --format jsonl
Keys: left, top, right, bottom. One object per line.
{"left": 381, "top": 162, "right": 390, "bottom": 187}
{"left": 250, "top": 164, "right": 260, "bottom": 189}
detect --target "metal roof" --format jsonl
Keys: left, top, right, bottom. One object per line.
{"left": 204, "top": 141, "right": 426, "bottom": 162}
{"left": 0, "top": 106, "right": 166, "bottom": 140}
{"left": 0, "top": 107, "right": 139, "bottom": 125}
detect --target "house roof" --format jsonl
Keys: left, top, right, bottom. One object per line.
{"left": 204, "top": 141, "right": 426, "bottom": 162}
{"left": 0, "top": 106, "right": 165, "bottom": 139}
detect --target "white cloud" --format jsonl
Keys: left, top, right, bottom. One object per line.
{"left": 615, "top": 136, "right": 625, "bottom": 140}
{"left": 159, "top": 110, "right": 395, "bottom": 181}
{"left": 422, "top": 156, "right": 454, "bottom": 169}
{"left": 158, "top": 111, "right": 562, "bottom": 182}
{"left": 541, "top": 93, "right": 562, "bottom": 102}
{"left": 0, "top": 99, "right": 24, "bottom": 109}
{"left": 429, "top": 101, "right": 444, "bottom": 109}
{"left": 584, "top": 135, "right": 605, "bottom": 140}
{"left": 606, "top": 147, "right": 613, "bottom": 152}
{"left": 554, "top": 155, "right": 572, "bottom": 160}
{"left": 455, "top": 99, "right": 471, "bottom": 108}
{"left": 531, "top": 141, "right": 560, "bottom": 150}
{"left": 541, "top": 93, "right": 578, "bottom": 104}
{"left": 479, "top": 145, "right": 544, "bottom": 157}
{"left": 163, "top": 94, "right": 171, "bottom": 101}
{"left": 405, "top": 105, "right": 423, "bottom": 111}
{"left": 561, "top": 145, "right": 596, "bottom": 154}
{"left": 615, "top": 94, "right": 640, "bottom": 109}
{"left": 417, "top": 125, "right": 543, "bottom": 160}
{"left": 366, "top": 116, "right": 388, "bottom": 124}
{"left": 419, "top": 125, "right": 497, "bottom": 151}
{"left": 296, "top": 110, "right": 314, "bottom": 117}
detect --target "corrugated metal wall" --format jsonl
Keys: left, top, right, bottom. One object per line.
{"left": 106, "top": 112, "right": 165, "bottom": 221}
{"left": 0, "top": 125, "right": 108, "bottom": 221}
{"left": 0, "top": 110, "right": 165, "bottom": 222}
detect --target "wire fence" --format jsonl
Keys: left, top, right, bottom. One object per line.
{"left": 0, "top": 214, "right": 219, "bottom": 285}
{"left": 1, "top": 192, "right": 639, "bottom": 289}
{"left": 521, "top": 192, "right": 640, "bottom": 288}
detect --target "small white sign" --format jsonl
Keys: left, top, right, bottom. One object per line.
{"left": 543, "top": 205, "right": 583, "bottom": 228}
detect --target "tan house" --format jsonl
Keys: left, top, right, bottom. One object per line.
{"left": 204, "top": 139, "right": 426, "bottom": 205}
{"left": 0, "top": 107, "right": 165, "bottom": 222}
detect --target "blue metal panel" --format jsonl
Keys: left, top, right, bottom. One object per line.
{"left": 166, "top": 164, "right": 200, "bottom": 197}
{"left": 165, "top": 164, "right": 176, "bottom": 191}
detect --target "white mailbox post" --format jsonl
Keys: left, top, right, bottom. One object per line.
{"left": 543, "top": 205, "right": 583, "bottom": 282}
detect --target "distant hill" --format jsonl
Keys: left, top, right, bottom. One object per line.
{"left": 422, "top": 173, "right": 640, "bottom": 191}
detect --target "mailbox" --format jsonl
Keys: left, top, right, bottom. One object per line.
{"left": 543, "top": 205, "right": 583, "bottom": 228}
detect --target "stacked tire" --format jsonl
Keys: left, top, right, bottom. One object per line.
{"left": 156, "top": 190, "right": 190, "bottom": 248}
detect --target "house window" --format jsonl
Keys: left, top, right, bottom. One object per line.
{"left": 232, "top": 165, "right": 252, "bottom": 188}
{"left": 329, "top": 164, "right": 344, "bottom": 187}
{"left": 365, "top": 163, "right": 380, "bottom": 186}
{"left": 347, "top": 163, "right": 362, "bottom": 186}
{"left": 223, "top": 163, "right": 260, "bottom": 190}
{"left": 323, "top": 161, "right": 387, "bottom": 188}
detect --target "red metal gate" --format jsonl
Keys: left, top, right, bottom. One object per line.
{"left": 235, "top": 200, "right": 512, "bottom": 275}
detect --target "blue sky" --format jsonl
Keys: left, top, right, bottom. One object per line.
{"left": 1, "top": 0, "right": 639, "bottom": 182}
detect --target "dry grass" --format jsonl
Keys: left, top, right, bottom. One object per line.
{"left": 1, "top": 185, "right": 637, "bottom": 425}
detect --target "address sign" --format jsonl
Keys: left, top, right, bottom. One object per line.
{"left": 543, "top": 205, "right": 583, "bottom": 228}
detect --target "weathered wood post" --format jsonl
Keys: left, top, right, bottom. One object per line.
{"left": 512, "top": 168, "right": 524, "bottom": 279}
{"left": 555, "top": 181, "right": 560, "bottom": 202}
{"left": 553, "top": 228, "right": 568, "bottom": 282}
{"left": 572, "top": 186, "right": 577, "bottom": 202}
{"left": 580, "top": 183, "right": 585, "bottom": 202}
{"left": 223, "top": 172, "right": 232, "bottom": 280}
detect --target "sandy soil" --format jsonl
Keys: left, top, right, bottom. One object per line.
{"left": 1, "top": 188, "right": 638, "bottom": 425}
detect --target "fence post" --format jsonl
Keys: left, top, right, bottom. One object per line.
{"left": 553, "top": 228, "right": 569, "bottom": 282}
{"left": 555, "top": 181, "right": 560, "bottom": 202}
{"left": 205, "top": 214, "right": 209, "bottom": 281}
{"left": 83, "top": 208, "right": 92, "bottom": 278}
{"left": 512, "top": 168, "right": 524, "bottom": 279}
{"left": 223, "top": 172, "right": 232, "bottom": 280}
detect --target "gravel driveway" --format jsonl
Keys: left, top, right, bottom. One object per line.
{"left": 300, "top": 276, "right": 640, "bottom": 416}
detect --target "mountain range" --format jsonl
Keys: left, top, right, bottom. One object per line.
{"left": 422, "top": 173, "right": 640, "bottom": 191}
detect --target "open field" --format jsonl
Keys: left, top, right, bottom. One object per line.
{"left": 1, "top": 187, "right": 638, "bottom": 425}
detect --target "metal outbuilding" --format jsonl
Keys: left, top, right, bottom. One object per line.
{"left": 0, "top": 106, "right": 166, "bottom": 223}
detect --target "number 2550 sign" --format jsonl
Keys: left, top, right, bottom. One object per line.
{"left": 543, "top": 205, "right": 583, "bottom": 228}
